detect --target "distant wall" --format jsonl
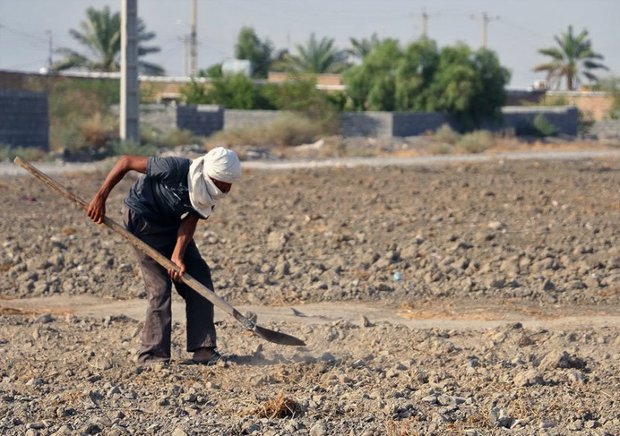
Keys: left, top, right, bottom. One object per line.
{"left": 342, "top": 107, "right": 578, "bottom": 137}
{"left": 501, "top": 106, "right": 579, "bottom": 136}
{"left": 140, "top": 104, "right": 176, "bottom": 132}
{"left": 340, "top": 112, "right": 393, "bottom": 137}
{"left": 590, "top": 119, "right": 620, "bottom": 140}
{"left": 176, "top": 105, "right": 223, "bottom": 137}
{"left": 547, "top": 91, "right": 613, "bottom": 121}
{"left": 224, "top": 110, "right": 281, "bottom": 130}
{"left": 165, "top": 105, "right": 580, "bottom": 138}
{"left": 392, "top": 112, "right": 453, "bottom": 136}
{"left": 0, "top": 90, "right": 49, "bottom": 149}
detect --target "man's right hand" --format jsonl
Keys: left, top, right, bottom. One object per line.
{"left": 87, "top": 193, "right": 106, "bottom": 224}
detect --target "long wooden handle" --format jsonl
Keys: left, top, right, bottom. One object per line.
{"left": 13, "top": 158, "right": 243, "bottom": 323}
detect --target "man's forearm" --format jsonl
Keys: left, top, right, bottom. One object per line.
{"left": 172, "top": 215, "right": 199, "bottom": 262}
{"left": 97, "top": 156, "right": 143, "bottom": 199}
{"left": 88, "top": 155, "right": 148, "bottom": 224}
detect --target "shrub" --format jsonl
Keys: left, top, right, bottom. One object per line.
{"left": 179, "top": 79, "right": 209, "bottom": 104}
{"left": 180, "top": 75, "right": 341, "bottom": 135}
{"left": 0, "top": 145, "right": 48, "bottom": 162}
{"left": 433, "top": 124, "right": 460, "bottom": 144}
{"left": 428, "top": 142, "right": 454, "bottom": 155}
{"left": 533, "top": 114, "right": 558, "bottom": 136}
{"left": 207, "top": 112, "right": 325, "bottom": 147}
{"left": 540, "top": 95, "right": 569, "bottom": 106}
{"left": 455, "top": 130, "right": 494, "bottom": 153}
{"left": 108, "top": 140, "right": 158, "bottom": 157}
{"left": 80, "top": 112, "right": 117, "bottom": 151}
{"left": 27, "top": 77, "right": 120, "bottom": 153}
{"left": 141, "top": 127, "right": 198, "bottom": 149}
{"left": 577, "top": 111, "right": 595, "bottom": 136}
{"left": 181, "top": 74, "right": 272, "bottom": 109}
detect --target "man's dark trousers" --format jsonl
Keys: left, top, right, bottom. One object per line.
{"left": 123, "top": 207, "right": 216, "bottom": 364}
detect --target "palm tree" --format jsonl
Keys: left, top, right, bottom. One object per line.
{"left": 53, "top": 6, "right": 163, "bottom": 75}
{"left": 347, "top": 33, "right": 381, "bottom": 62}
{"left": 534, "top": 25, "right": 607, "bottom": 90}
{"left": 284, "top": 33, "right": 349, "bottom": 74}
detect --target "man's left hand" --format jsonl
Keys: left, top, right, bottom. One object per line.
{"left": 169, "top": 257, "right": 186, "bottom": 282}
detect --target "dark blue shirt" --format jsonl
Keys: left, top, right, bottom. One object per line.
{"left": 124, "top": 156, "right": 203, "bottom": 226}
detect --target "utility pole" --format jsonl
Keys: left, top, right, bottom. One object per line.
{"left": 46, "top": 30, "right": 53, "bottom": 71}
{"left": 480, "top": 12, "right": 500, "bottom": 49}
{"left": 120, "top": 0, "right": 140, "bottom": 143}
{"left": 421, "top": 9, "right": 428, "bottom": 39}
{"left": 412, "top": 9, "right": 438, "bottom": 40}
{"left": 183, "top": 35, "right": 190, "bottom": 76}
{"left": 190, "top": 0, "right": 197, "bottom": 76}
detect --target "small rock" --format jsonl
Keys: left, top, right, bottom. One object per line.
{"left": 539, "top": 419, "right": 555, "bottom": 429}
{"left": 309, "top": 420, "right": 328, "bottom": 436}
{"left": 26, "top": 422, "right": 46, "bottom": 430}
{"left": 82, "top": 422, "right": 102, "bottom": 434}
{"left": 514, "top": 370, "right": 545, "bottom": 387}
{"left": 540, "top": 351, "right": 587, "bottom": 370}
{"left": 35, "top": 313, "right": 54, "bottom": 324}
{"left": 360, "top": 315, "right": 374, "bottom": 327}
{"left": 568, "top": 420, "right": 584, "bottom": 431}
{"left": 488, "top": 221, "right": 505, "bottom": 230}
{"left": 319, "top": 352, "right": 336, "bottom": 363}
{"left": 422, "top": 395, "right": 438, "bottom": 404}
{"left": 52, "top": 425, "right": 74, "bottom": 436}
{"left": 567, "top": 369, "right": 587, "bottom": 384}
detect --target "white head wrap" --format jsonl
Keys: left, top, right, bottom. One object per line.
{"left": 188, "top": 147, "right": 241, "bottom": 218}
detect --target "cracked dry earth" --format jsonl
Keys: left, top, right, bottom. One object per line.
{"left": 1, "top": 156, "right": 619, "bottom": 435}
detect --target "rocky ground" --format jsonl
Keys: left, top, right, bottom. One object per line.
{"left": 1, "top": 153, "right": 619, "bottom": 435}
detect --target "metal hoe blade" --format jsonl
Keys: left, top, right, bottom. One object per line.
{"left": 14, "top": 157, "right": 306, "bottom": 347}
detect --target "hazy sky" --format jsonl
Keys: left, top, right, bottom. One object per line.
{"left": 0, "top": 0, "right": 617, "bottom": 88}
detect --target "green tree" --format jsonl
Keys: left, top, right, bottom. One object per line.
{"left": 234, "top": 27, "right": 276, "bottom": 78}
{"left": 428, "top": 45, "right": 510, "bottom": 129}
{"left": 534, "top": 25, "right": 608, "bottom": 90}
{"left": 395, "top": 38, "right": 440, "bottom": 111}
{"left": 181, "top": 74, "right": 272, "bottom": 109}
{"left": 344, "top": 39, "right": 402, "bottom": 110}
{"left": 344, "top": 38, "right": 510, "bottom": 129}
{"left": 261, "top": 77, "right": 339, "bottom": 129}
{"left": 285, "top": 33, "right": 349, "bottom": 74}
{"left": 54, "top": 6, "right": 163, "bottom": 75}
{"left": 198, "top": 64, "right": 223, "bottom": 78}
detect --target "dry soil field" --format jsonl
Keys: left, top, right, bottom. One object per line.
{"left": 1, "top": 153, "right": 619, "bottom": 435}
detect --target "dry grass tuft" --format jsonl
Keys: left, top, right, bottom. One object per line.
{"left": 251, "top": 392, "right": 303, "bottom": 419}
{"left": 62, "top": 226, "right": 77, "bottom": 236}
{"left": 385, "top": 419, "right": 419, "bottom": 436}
{"left": 0, "top": 262, "right": 14, "bottom": 273}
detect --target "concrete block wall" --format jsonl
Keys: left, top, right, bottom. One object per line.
{"left": 0, "top": 90, "right": 49, "bottom": 149}
{"left": 501, "top": 106, "right": 579, "bottom": 136}
{"left": 392, "top": 112, "right": 452, "bottom": 136}
{"left": 590, "top": 119, "right": 620, "bottom": 140}
{"left": 340, "top": 112, "right": 393, "bottom": 137}
{"left": 151, "top": 104, "right": 581, "bottom": 139}
{"left": 140, "top": 104, "right": 176, "bottom": 132}
{"left": 176, "top": 105, "right": 223, "bottom": 136}
{"left": 224, "top": 110, "right": 281, "bottom": 130}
